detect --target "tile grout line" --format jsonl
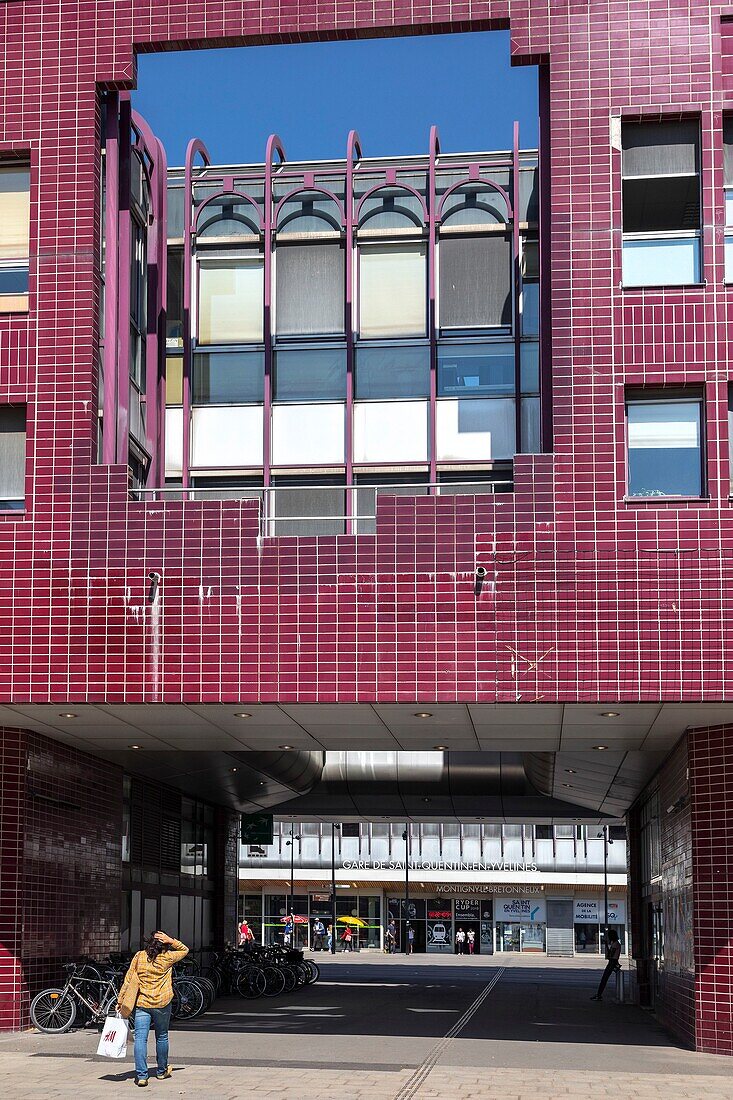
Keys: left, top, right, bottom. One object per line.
{"left": 392, "top": 967, "right": 506, "bottom": 1100}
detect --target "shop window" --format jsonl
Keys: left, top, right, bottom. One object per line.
{"left": 275, "top": 243, "right": 345, "bottom": 336}
{"left": 274, "top": 347, "right": 346, "bottom": 402}
{"left": 193, "top": 350, "right": 264, "bottom": 404}
{"left": 271, "top": 402, "right": 345, "bottom": 466}
{"left": 353, "top": 399, "right": 428, "bottom": 463}
{"left": 358, "top": 243, "right": 426, "bottom": 338}
{"left": 437, "top": 343, "right": 514, "bottom": 396}
{"left": 0, "top": 405, "right": 26, "bottom": 510}
{"left": 621, "top": 119, "right": 701, "bottom": 286}
{"left": 435, "top": 397, "right": 515, "bottom": 462}
{"left": 439, "top": 234, "right": 512, "bottom": 330}
{"left": 0, "top": 161, "right": 30, "bottom": 311}
{"left": 355, "top": 344, "right": 429, "bottom": 399}
{"left": 198, "top": 255, "right": 264, "bottom": 344}
{"left": 190, "top": 404, "right": 264, "bottom": 468}
{"left": 626, "top": 390, "right": 704, "bottom": 497}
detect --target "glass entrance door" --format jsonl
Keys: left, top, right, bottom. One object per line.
{"left": 497, "top": 922, "right": 521, "bottom": 951}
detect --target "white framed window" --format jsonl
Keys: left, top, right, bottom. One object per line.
{"left": 198, "top": 255, "right": 264, "bottom": 344}
{"left": 353, "top": 400, "right": 428, "bottom": 463}
{"left": 0, "top": 162, "right": 30, "bottom": 311}
{"left": 0, "top": 405, "right": 26, "bottom": 509}
{"left": 271, "top": 403, "right": 345, "bottom": 466}
{"left": 626, "top": 392, "right": 704, "bottom": 497}
{"left": 191, "top": 405, "right": 264, "bottom": 467}
{"left": 436, "top": 398, "right": 515, "bottom": 461}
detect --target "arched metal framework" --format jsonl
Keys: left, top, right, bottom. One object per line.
{"left": 175, "top": 124, "right": 538, "bottom": 510}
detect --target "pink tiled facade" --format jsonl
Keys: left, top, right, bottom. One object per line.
{"left": 2, "top": 0, "right": 733, "bottom": 1046}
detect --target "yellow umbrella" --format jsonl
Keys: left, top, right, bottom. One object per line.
{"left": 336, "top": 915, "right": 366, "bottom": 927}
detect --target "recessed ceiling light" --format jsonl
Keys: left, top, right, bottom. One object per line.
{"left": 600, "top": 711, "right": 620, "bottom": 718}
{"left": 234, "top": 712, "right": 252, "bottom": 719}
{"left": 414, "top": 712, "right": 433, "bottom": 719}
{"left": 279, "top": 744, "right": 293, "bottom": 750}
{"left": 129, "top": 744, "right": 141, "bottom": 750}
{"left": 59, "top": 712, "right": 77, "bottom": 719}
{"left": 434, "top": 744, "right": 448, "bottom": 750}
{"left": 565, "top": 768, "right": 576, "bottom": 774}
{"left": 259, "top": 781, "right": 265, "bottom": 786}
{"left": 231, "top": 768, "right": 238, "bottom": 773}
{"left": 563, "top": 783, "right": 573, "bottom": 788}
{"left": 594, "top": 745, "right": 609, "bottom": 751}
{"left": 422, "top": 797, "right": 431, "bottom": 803}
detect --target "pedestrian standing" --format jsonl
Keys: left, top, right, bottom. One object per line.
{"left": 407, "top": 923, "right": 415, "bottom": 954}
{"left": 386, "top": 920, "right": 397, "bottom": 954}
{"left": 326, "top": 923, "right": 333, "bottom": 952}
{"left": 340, "top": 926, "right": 353, "bottom": 951}
{"left": 578, "top": 927, "right": 587, "bottom": 951}
{"left": 239, "top": 919, "right": 255, "bottom": 950}
{"left": 456, "top": 927, "right": 466, "bottom": 955}
{"left": 117, "top": 931, "right": 188, "bottom": 1088}
{"left": 591, "top": 928, "right": 622, "bottom": 1002}
{"left": 284, "top": 914, "right": 294, "bottom": 947}
{"left": 467, "top": 929, "right": 475, "bottom": 955}
{"left": 312, "top": 918, "right": 325, "bottom": 951}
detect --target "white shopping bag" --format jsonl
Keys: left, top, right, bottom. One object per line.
{"left": 96, "top": 1013, "right": 129, "bottom": 1059}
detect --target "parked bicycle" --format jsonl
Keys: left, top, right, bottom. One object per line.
{"left": 30, "top": 961, "right": 122, "bottom": 1033}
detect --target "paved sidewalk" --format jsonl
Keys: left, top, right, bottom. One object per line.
{"left": 2, "top": 958, "right": 732, "bottom": 1099}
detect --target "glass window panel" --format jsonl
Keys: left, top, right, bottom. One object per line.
{"left": 0, "top": 266, "right": 29, "bottom": 295}
{"left": 191, "top": 405, "right": 264, "bottom": 467}
{"left": 270, "top": 476, "right": 345, "bottom": 536}
{"left": 359, "top": 188, "right": 424, "bottom": 231}
{"left": 165, "top": 407, "right": 183, "bottom": 476}
{"left": 622, "top": 237, "right": 700, "bottom": 287}
{"left": 621, "top": 120, "right": 699, "bottom": 177}
{"left": 274, "top": 347, "right": 346, "bottom": 402}
{"left": 0, "top": 405, "right": 26, "bottom": 506}
{"left": 275, "top": 243, "right": 345, "bottom": 336}
{"left": 519, "top": 167, "right": 539, "bottom": 222}
{"left": 198, "top": 256, "right": 264, "bottom": 344}
{"left": 354, "top": 475, "right": 429, "bottom": 534}
{"left": 522, "top": 283, "right": 539, "bottom": 336}
{"left": 355, "top": 345, "right": 430, "bottom": 399}
{"left": 627, "top": 399, "right": 702, "bottom": 497}
{"left": 353, "top": 399, "right": 428, "bottom": 463}
{"left": 197, "top": 197, "right": 259, "bottom": 239}
{"left": 271, "top": 403, "right": 345, "bottom": 465}
{"left": 190, "top": 476, "right": 262, "bottom": 501}
{"left": 277, "top": 192, "right": 342, "bottom": 235}
{"left": 0, "top": 165, "right": 30, "bottom": 260}
{"left": 166, "top": 250, "right": 183, "bottom": 347}
{"left": 622, "top": 175, "right": 699, "bottom": 233}
{"left": 521, "top": 397, "right": 541, "bottom": 453}
{"left": 193, "top": 351, "right": 264, "bottom": 404}
{"left": 437, "top": 343, "right": 514, "bottom": 397}
{"left": 439, "top": 234, "right": 512, "bottom": 329}
{"left": 359, "top": 244, "right": 426, "bottom": 338}
{"left": 436, "top": 397, "right": 516, "bottom": 461}
{"left": 521, "top": 343, "right": 539, "bottom": 393}
{"left": 167, "top": 185, "right": 185, "bottom": 238}
{"left": 166, "top": 356, "right": 183, "bottom": 406}
{"left": 440, "top": 184, "right": 508, "bottom": 227}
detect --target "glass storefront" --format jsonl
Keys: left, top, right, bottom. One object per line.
{"left": 255, "top": 892, "right": 381, "bottom": 949}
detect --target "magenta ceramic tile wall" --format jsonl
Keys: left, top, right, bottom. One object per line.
{"left": 2, "top": 0, "right": 733, "bottom": 1045}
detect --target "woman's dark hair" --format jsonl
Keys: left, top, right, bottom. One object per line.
{"left": 144, "top": 934, "right": 169, "bottom": 962}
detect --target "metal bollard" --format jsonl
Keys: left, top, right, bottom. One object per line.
{"left": 615, "top": 968, "right": 625, "bottom": 1004}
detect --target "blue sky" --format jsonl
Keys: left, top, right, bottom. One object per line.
{"left": 134, "top": 32, "right": 538, "bottom": 166}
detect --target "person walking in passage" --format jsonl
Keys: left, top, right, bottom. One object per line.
{"left": 239, "top": 918, "right": 255, "bottom": 950}
{"left": 386, "top": 920, "right": 397, "bottom": 954}
{"left": 340, "top": 925, "right": 353, "bottom": 951}
{"left": 591, "top": 928, "right": 622, "bottom": 1002}
{"left": 312, "top": 918, "right": 326, "bottom": 951}
{"left": 456, "top": 927, "right": 466, "bottom": 955}
{"left": 118, "top": 930, "right": 188, "bottom": 1087}
{"left": 406, "top": 923, "right": 415, "bottom": 954}
{"left": 467, "top": 929, "right": 476, "bottom": 955}
{"left": 326, "top": 922, "right": 333, "bottom": 952}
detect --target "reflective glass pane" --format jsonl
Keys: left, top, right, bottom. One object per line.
{"left": 356, "top": 345, "right": 430, "bottom": 399}
{"left": 0, "top": 405, "right": 25, "bottom": 504}
{"left": 353, "top": 400, "right": 428, "bottom": 463}
{"left": 0, "top": 266, "right": 29, "bottom": 295}
{"left": 271, "top": 403, "right": 345, "bottom": 465}
{"left": 166, "top": 250, "right": 183, "bottom": 346}
{"left": 274, "top": 347, "right": 346, "bottom": 401}
{"left": 437, "top": 343, "right": 514, "bottom": 397}
{"left": 0, "top": 165, "right": 30, "bottom": 260}
{"left": 522, "top": 282, "right": 539, "bottom": 335}
{"left": 521, "top": 397, "right": 541, "bottom": 453}
{"left": 359, "top": 244, "right": 426, "bottom": 338}
{"left": 622, "top": 176, "right": 699, "bottom": 233}
{"left": 166, "top": 356, "right": 183, "bottom": 406}
{"left": 520, "top": 343, "right": 540, "bottom": 394}
{"left": 269, "top": 477, "right": 346, "bottom": 536}
{"left": 439, "top": 234, "right": 512, "bottom": 328}
{"left": 627, "top": 400, "right": 702, "bottom": 497}
{"left": 198, "top": 257, "right": 264, "bottom": 343}
{"left": 440, "top": 184, "right": 509, "bottom": 227}
{"left": 191, "top": 405, "right": 264, "bottom": 467}
{"left": 197, "top": 197, "right": 259, "bottom": 238}
{"left": 436, "top": 398, "right": 515, "bottom": 461}
{"left": 193, "top": 351, "right": 264, "bottom": 404}
{"left": 165, "top": 407, "right": 183, "bottom": 476}
{"left": 275, "top": 243, "right": 344, "bottom": 336}
{"left": 359, "top": 188, "right": 424, "bottom": 231}
{"left": 622, "top": 237, "right": 700, "bottom": 287}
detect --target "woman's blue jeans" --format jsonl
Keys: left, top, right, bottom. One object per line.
{"left": 133, "top": 1003, "right": 171, "bottom": 1080}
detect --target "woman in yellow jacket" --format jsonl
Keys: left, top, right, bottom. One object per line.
{"left": 118, "top": 931, "right": 188, "bottom": 1087}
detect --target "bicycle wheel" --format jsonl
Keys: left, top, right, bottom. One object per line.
{"left": 281, "top": 966, "right": 297, "bottom": 994}
{"left": 30, "top": 989, "right": 77, "bottom": 1034}
{"left": 304, "top": 960, "right": 320, "bottom": 985}
{"left": 262, "top": 965, "right": 286, "bottom": 998}
{"left": 171, "top": 979, "right": 205, "bottom": 1021}
{"left": 237, "top": 966, "right": 266, "bottom": 999}
{"left": 195, "top": 975, "right": 217, "bottom": 1010}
